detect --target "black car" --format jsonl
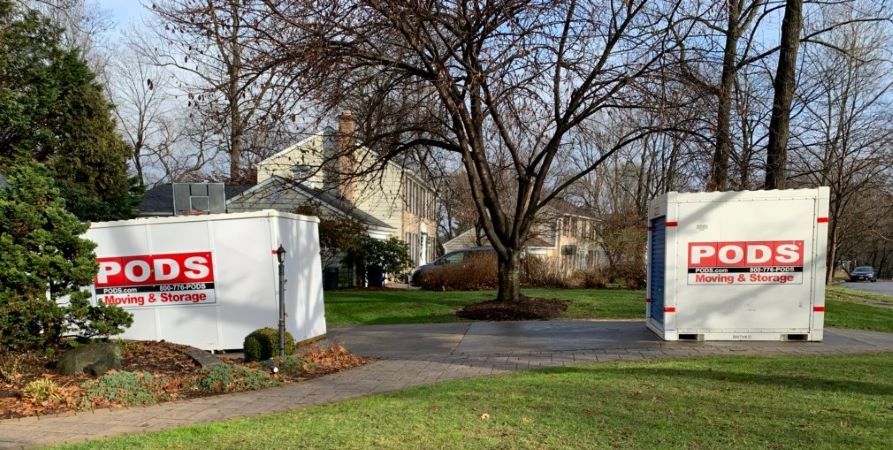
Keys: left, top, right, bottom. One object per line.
{"left": 849, "top": 266, "right": 877, "bottom": 282}
{"left": 410, "top": 247, "right": 495, "bottom": 286}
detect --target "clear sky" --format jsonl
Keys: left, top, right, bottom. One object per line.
{"left": 96, "top": 0, "right": 147, "bottom": 29}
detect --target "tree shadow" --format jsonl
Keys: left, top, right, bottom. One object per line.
{"left": 542, "top": 365, "right": 893, "bottom": 396}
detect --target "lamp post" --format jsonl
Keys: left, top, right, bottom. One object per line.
{"left": 276, "top": 245, "right": 287, "bottom": 359}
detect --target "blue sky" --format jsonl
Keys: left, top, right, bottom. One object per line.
{"left": 96, "top": 0, "right": 147, "bottom": 28}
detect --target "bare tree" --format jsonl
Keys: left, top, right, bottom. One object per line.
{"left": 146, "top": 0, "right": 297, "bottom": 180}
{"left": 107, "top": 34, "right": 172, "bottom": 187}
{"left": 251, "top": 0, "right": 684, "bottom": 302}
{"left": 28, "top": 0, "right": 114, "bottom": 73}
{"left": 764, "top": 0, "right": 803, "bottom": 189}
{"left": 789, "top": 5, "right": 893, "bottom": 282}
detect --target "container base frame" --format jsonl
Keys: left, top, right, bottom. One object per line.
{"left": 646, "top": 320, "right": 823, "bottom": 342}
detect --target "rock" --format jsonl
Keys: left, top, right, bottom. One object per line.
{"left": 57, "top": 342, "right": 122, "bottom": 376}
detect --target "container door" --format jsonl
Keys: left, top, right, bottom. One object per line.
{"left": 649, "top": 217, "right": 666, "bottom": 323}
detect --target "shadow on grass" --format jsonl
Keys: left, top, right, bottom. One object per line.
{"left": 543, "top": 366, "right": 893, "bottom": 396}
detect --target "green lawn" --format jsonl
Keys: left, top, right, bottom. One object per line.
{"left": 826, "top": 286, "right": 893, "bottom": 332}
{"left": 58, "top": 353, "right": 893, "bottom": 450}
{"left": 324, "top": 286, "right": 893, "bottom": 333}
{"left": 322, "top": 288, "right": 645, "bottom": 325}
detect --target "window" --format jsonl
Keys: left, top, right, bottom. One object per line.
{"left": 443, "top": 252, "right": 464, "bottom": 264}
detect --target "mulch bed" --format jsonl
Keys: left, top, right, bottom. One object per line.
{"left": 121, "top": 341, "right": 202, "bottom": 376}
{"left": 456, "top": 296, "right": 569, "bottom": 321}
{"left": 0, "top": 340, "right": 367, "bottom": 419}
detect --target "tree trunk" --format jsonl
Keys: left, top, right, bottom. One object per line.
{"left": 707, "top": 2, "right": 740, "bottom": 192}
{"left": 132, "top": 141, "right": 145, "bottom": 188}
{"left": 825, "top": 223, "right": 838, "bottom": 285}
{"left": 496, "top": 250, "right": 521, "bottom": 303}
{"left": 765, "top": 0, "right": 803, "bottom": 190}
{"left": 228, "top": 0, "right": 243, "bottom": 180}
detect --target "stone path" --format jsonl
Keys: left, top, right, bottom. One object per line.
{"left": 2, "top": 321, "right": 893, "bottom": 449}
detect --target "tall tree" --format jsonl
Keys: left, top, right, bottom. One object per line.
{"left": 764, "top": 0, "right": 804, "bottom": 189}
{"left": 789, "top": 5, "right": 893, "bottom": 282}
{"left": 252, "top": 0, "right": 683, "bottom": 302}
{"left": 107, "top": 35, "right": 171, "bottom": 187}
{"left": 147, "top": 0, "right": 296, "bottom": 180}
{"left": 0, "top": 0, "right": 136, "bottom": 220}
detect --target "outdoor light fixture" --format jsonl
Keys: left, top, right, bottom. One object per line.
{"left": 276, "top": 245, "right": 287, "bottom": 358}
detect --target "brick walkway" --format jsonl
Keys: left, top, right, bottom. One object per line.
{"left": 2, "top": 321, "right": 892, "bottom": 449}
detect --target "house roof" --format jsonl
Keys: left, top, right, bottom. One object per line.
{"left": 228, "top": 176, "right": 395, "bottom": 230}
{"left": 443, "top": 228, "right": 554, "bottom": 251}
{"left": 543, "top": 198, "right": 595, "bottom": 219}
{"left": 138, "top": 183, "right": 253, "bottom": 215}
{"left": 263, "top": 128, "right": 435, "bottom": 192}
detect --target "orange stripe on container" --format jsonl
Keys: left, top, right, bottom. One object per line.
{"left": 813, "top": 306, "right": 825, "bottom": 312}
{"left": 664, "top": 307, "right": 676, "bottom": 313}
{"left": 665, "top": 221, "right": 678, "bottom": 227}
{"left": 817, "top": 217, "right": 829, "bottom": 223}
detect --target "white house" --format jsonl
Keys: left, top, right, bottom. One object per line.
{"left": 228, "top": 112, "right": 437, "bottom": 272}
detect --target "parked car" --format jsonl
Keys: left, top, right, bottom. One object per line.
{"left": 849, "top": 266, "right": 877, "bottom": 282}
{"left": 410, "top": 247, "right": 496, "bottom": 286}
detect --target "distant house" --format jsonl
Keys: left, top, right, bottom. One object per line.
{"left": 0, "top": 173, "right": 8, "bottom": 190}
{"left": 137, "top": 183, "right": 252, "bottom": 217}
{"left": 443, "top": 199, "right": 602, "bottom": 274}
{"left": 227, "top": 111, "right": 437, "bottom": 270}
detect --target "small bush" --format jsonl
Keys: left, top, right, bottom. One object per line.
{"left": 581, "top": 269, "right": 607, "bottom": 289}
{"left": 243, "top": 327, "right": 296, "bottom": 362}
{"left": 272, "top": 355, "right": 315, "bottom": 379}
{"left": 521, "top": 256, "right": 573, "bottom": 288}
{"left": 419, "top": 253, "right": 498, "bottom": 291}
{"left": 606, "top": 262, "right": 646, "bottom": 289}
{"left": 80, "top": 371, "right": 167, "bottom": 407}
{"left": 0, "top": 352, "right": 25, "bottom": 383}
{"left": 23, "top": 378, "right": 64, "bottom": 403}
{"left": 190, "top": 363, "right": 279, "bottom": 393}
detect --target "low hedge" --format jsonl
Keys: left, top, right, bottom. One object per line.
{"left": 243, "top": 327, "right": 295, "bottom": 362}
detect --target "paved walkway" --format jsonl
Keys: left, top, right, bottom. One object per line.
{"left": 3, "top": 321, "right": 893, "bottom": 449}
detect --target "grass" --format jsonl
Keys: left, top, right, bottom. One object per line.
{"left": 57, "top": 353, "right": 893, "bottom": 450}
{"left": 827, "top": 285, "right": 893, "bottom": 305}
{"left": 322, "top": 288, "right": 645, "bottom": 325}
{"left": 324, "top": 286, "right": 893, "bottom": 333}
{"left": 826, "top": 285, "right": 893, "bottom": 333}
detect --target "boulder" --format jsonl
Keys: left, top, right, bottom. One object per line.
{"left": 57, "top": 342, "right": 122, "bottom": 376}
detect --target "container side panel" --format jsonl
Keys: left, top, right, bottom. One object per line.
{"left": 85, "top": 225, "right": 149, "bottom": 258}
{"left": 278, "top": 216, "right": 327, "bottom": 342}
{"left": 649, "top": 217, "right": 666, "bottom": 324}
{"left": 675, "top": 198, "right": 814, "bottom": 331}
{"left": 145, "top": 222, "right": 212, "bottom": 253}
{"left": 155, "top": 307, "right": 221, "bottom": 349}
{"left": 208, "top": 218, "right": 277, "bottom": 349}
{"left": 123, "top": 309, "right": 160, "bottom": 341}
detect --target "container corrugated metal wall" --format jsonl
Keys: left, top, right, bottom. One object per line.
{"left": 649, "top": 216, "right": 666, "bottom": 324}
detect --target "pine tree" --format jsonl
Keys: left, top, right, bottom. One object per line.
{"left": 0, "top": 1, "right": 137, "bottom": 220}
{"left": 0, "top": 159, "right": 132, "bottom": 349}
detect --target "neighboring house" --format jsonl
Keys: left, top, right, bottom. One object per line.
{"left": 138, "top": 183, "right": 253, "bottom": 217}
{"left": 227, "top": 111, "right": 437, "bottom": 270}
{"left": 443, "top": 199, "right": 602, "bottom": 274}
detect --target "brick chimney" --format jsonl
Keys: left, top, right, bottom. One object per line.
{"left": 336, "top": 111, "right": 357, "bottom": 203}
